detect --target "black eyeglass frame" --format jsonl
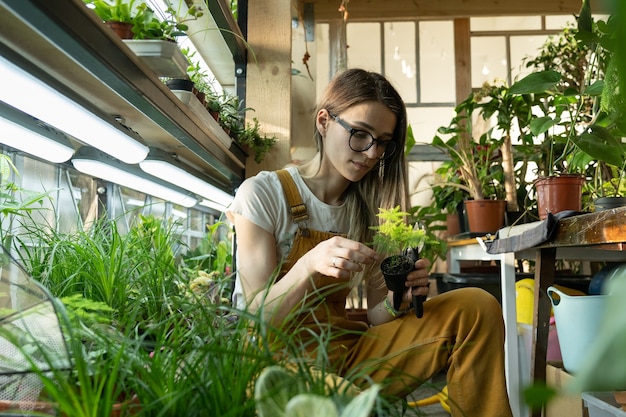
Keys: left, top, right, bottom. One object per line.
{"left": 328, "top": 112, "right": 398, "bottom": 160}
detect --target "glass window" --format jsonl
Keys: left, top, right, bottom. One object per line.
{"left": 384, "top": 22, "right": 417, "bottom": 103}
{"left": 347, "top": 23, "right": 381, "bottom": 72}
{"left": 510, "top": 35, "right": 551, "bottom": 82}
{"left": 471, "top": 16, "right": 542, "bottom": 31}
{"left": 418, "top": 21, "right": 455, "bottom": 103}
{"left": 471, "top": 36, "right": 507, "bottom": 88}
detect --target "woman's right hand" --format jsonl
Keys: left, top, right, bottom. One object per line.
{"left": 300, "top": 236, "right": 379, "bottom": 279}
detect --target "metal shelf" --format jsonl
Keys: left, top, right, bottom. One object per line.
{"left": 0, "top": 0, "right": 246, "bottom": 193}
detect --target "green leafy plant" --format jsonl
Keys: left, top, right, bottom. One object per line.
{"left": 255, "top": 365, "right": 381, "bottom": 417}
{"left": 83, "top": 0, "right": 141, "bottom": 24}
{"left": 511, "top": 5, "right": 625, "bottom": 194}
{"left": 432, "top": 99, "right": 507, "bottom": 202}
{"left": 132, "top": 2, "right": 204, "bottom": 41}
{"left": 237, "top": 117, "right": 278, "bottom": 163}
{"left": 370, "top": 206, "right": 427, "bottom": 257}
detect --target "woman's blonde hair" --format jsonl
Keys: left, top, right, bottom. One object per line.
{"left": 311, "top": 68, "right": 410, "bottom": 246}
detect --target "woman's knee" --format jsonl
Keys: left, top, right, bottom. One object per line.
{"left": 437, "top": 287, "right": 502, "bottom": 322}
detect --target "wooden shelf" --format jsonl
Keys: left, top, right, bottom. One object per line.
{"left": 0, "top": 0, "right": 245, "bottom": 193}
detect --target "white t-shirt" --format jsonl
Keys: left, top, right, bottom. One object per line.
{"left": 227, "top": 166, "right": 351, "bottom": 308}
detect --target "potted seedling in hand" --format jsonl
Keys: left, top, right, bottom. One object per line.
{"left": 371, "top": 206, "right": 428, "bottom": 318}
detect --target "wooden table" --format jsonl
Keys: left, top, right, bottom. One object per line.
{"left": 446, "top": 206, "right": 626, "bottom": 417}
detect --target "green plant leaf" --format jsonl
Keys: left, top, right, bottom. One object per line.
{"left": 529, "top": 116, "right": 559, "bottom": 136}
{"left": 509, "top": 71, "right": 561, "bottom": 94}
{"left": 285, "top": 394, "right": 339, "bottom": 417}
{"left": 573, "top": 125, "right": 626, "bottom": 167}
{"left": 340, "top": 384, "right": 381, "bottom": 417}
{"left": 255, "top": 366, "right": 305, "bottom": 417}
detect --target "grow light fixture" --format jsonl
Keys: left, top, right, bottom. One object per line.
{"left": 139, "top": 148, "right": 233, "bottom": 210}
{"left": 0, "top": 55, "right": 148, "bottom": 164}
{"left": 0, "top": 101, "right": 74, "bottom": 163}
{"left": 72, "top": 147, "right": 198, "bottom": 208}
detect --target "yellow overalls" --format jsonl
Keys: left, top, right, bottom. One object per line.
{"left": 274, "top": 170, "right": 513, "bottom": 417}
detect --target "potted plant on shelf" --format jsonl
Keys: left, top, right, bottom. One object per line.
{"left": 510, "top": 2, "right": 626, "bottom": 217}
{"left": 237, "top": 117, "right": 278, "bottom": 164}
{"left": 432, "top": 90, "right": 509, "bottom": 234}
{"left": 83, "top": 0, "right": 143, "bottom": 39}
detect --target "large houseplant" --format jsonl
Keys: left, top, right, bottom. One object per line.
{"left": 432, "top": 90, "right": 511, "bottom": 233}
{"left": 509, "top": 2, "right": 626, "bottom": 216}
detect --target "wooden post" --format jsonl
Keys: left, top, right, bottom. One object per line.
{"left": 245, "top": 0, "right": 292, "bottom": 176}
{"left": 454, "top": 18, "right": 471, "bottom": 104}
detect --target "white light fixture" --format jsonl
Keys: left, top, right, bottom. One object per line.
{"left": 139, "top": 148, "right": 233, "bottom": 210}
{"left": 0, "top": 102, "right": 74, "bottom": 163}
{"left": 72, "top": 147, "right": 198, "bottom": 208}
{"left": 0, "top": 55, "right": 148, "bottom": 164}
{"left": 199, "top": 199, "right": 230, "bottom": 213}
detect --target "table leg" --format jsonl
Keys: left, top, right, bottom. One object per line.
{"left": 531, "top": 247, "right": 557, "bottom": 417}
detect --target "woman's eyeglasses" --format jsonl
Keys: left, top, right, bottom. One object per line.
{"left": 329, "top": 113, "right": 397, "bottom": 160}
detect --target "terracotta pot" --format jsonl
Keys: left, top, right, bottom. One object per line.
{"left": 534, "top": 174, "right": 585, "bottom": 220}
{"left": 464, "top": 199, "right": 506, "bottom": 234}
{"left": 105, "top": 21, "right": 133, "bottom": 39}
{"left": 446, "top": 213, "right": 461, "bottom": 237}
{"left": 614, "top": 391, "right": 626, "bottom": 410}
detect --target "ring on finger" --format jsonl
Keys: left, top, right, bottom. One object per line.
{"left": 332, "top": 257, "right": 338, "bottom": 268}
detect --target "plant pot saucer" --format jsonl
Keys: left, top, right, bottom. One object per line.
{"left": 123, "top": 39, "right": 187, "bottom": 78}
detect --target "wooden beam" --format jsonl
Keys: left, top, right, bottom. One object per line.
{"left": 310, "top": 0, "right": 615, "bottom": 21}
{"left": 245, "top": 0, "right": 292, "bottom": 177}
{"left": 454, "top": 18, "right": 471, "bottom": 104}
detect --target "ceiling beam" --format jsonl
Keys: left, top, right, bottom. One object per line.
{"left": 309, "top": 0, "right": 615, "bottom": 21}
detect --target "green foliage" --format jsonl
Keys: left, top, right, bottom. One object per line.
{"left": 237, "top": 117, "right": 278, "bottom": 163}
{"left": 255, "top": 365, "right": 381, "bottom": 417}
{"left": 513, "top": 4, "right": 626, "bottom": 194}
{"left": 370, "top": 206, "right": 426, "bottom": 256}
{"left": 84, "top": 0, "right": 204, "bottom": 40}
{"left": 83, "top": 0, "right": 140, "bottom": 24}
{"left": 132, "top": 2, "right": 203, "bottom": 40}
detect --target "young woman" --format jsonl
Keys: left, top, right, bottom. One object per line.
{"left": 227, "top": 68, "right": 513, "bottom": 416}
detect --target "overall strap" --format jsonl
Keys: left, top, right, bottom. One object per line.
{"left": 275, "top": 169, "right": 310, "bottom": 235}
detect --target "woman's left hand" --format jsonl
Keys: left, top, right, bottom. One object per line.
{"left": 405, "top": 258, "right": 431, "bottom": 299}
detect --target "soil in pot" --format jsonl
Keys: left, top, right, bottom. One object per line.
{"left": 534, "top": 174, "right": 585, "bottom": 220}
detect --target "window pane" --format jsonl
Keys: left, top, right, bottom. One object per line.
{"left": 419, "top": 21, "right": 455, "bottom": 103}
{"left": 384, "top": 22, "right": 416, "bottom": 103}
{"left": 471, "top": 36, "right": 507, "bottom": 88}
{"left": 347, "top": 23, "right": 381, "bottom": 72}
{"left": 407, "top": 106, "right": 454, "bottom": 145}
{"left": 471, "top": 16, "right": 541, "bottom": 31}
{"left": 510, "top": 35, "right": 552, "bottom": 82}
{"left": 545, "top": 15, "right": 576, "bottom": 29}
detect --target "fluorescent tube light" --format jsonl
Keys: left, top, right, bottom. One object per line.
{"left": 199, "top": 199, "right": 230, "bottom": 213}
{"left": 0, "top": 102, "right": 74, "bottom": 163}
{"left": 0, "top": 55, "right": 148, "bottom": 164}
{"left": 72, "top": 147, "right": 198, "bottom": 208}
{"left": 139, "top": 148, "right": 233, "bottom": 209}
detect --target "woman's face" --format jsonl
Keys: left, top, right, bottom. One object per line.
{"left": 318, "top": 101, "right": 397, "bottom": 182}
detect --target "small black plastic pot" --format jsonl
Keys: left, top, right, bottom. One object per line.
{"left": 165, "top": 78, "right": 194, "bottom": 92}
{"left": 381, "top": 254, "right": 415, "bottom": 312}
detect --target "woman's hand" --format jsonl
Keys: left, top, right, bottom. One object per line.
{"left": 300, "top": 236, "right": 379, "bottom": 279}
{"left": 405, "top": 258, "right": 431, "bottom": 299}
